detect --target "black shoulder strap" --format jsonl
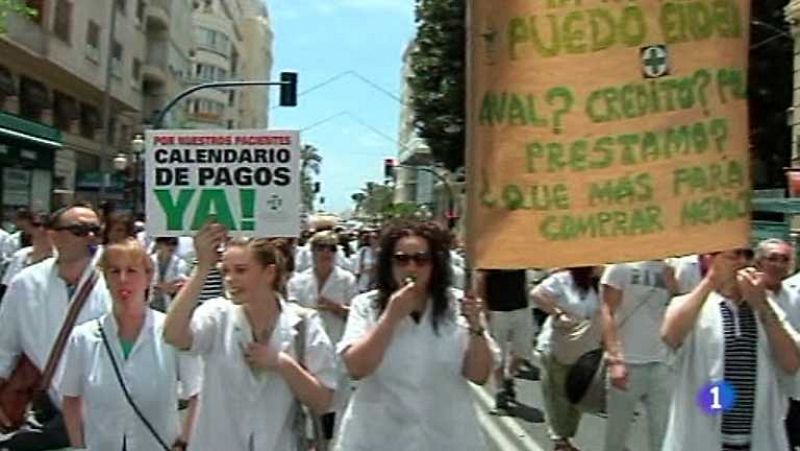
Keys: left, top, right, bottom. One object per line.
{"left": 97, "top": 319, "right": 171, "bottom": 451}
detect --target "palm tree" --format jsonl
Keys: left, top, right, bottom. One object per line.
{"left": 300, "top": 144, "right": 322, "bottom": 212}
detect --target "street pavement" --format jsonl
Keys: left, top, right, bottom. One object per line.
{"left": 473, "top": 365, "right": 650, "bottom": 451}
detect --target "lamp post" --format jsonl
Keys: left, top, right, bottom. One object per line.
{"left": 130, "top": 134, "right": 145, "bottom": 216}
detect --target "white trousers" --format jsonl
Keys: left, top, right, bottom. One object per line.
{"left": 604, "top": 362, "right": 673, "bottom": 451}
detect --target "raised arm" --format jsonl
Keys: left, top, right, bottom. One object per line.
{"left": 163, "top": 223, "right": 226, "bottom": 349}
{"left": 661, "top": 276, "right": 714, "bottom": 349}
{"left": 342, "top": 283, "right": 418, "bottom": 379}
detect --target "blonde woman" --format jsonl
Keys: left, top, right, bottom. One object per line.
{"left": 59, "top": 238, "right": 200, "bottom": 450}
{"left": 164, "top": 223, "right": 338, "bottom": 451}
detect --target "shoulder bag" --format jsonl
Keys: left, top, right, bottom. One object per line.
{"left": 564, "top": 287, "right": 662, "bottom": 414}
{"left": 292, "top": 308, "right": 327, "bottom": 451}
{"left": 0, "top": 270, "right": 99, "bottom": 432}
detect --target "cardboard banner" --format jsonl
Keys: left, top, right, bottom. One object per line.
{"left": 467, "top": 0, "right": 752, "bottom": 268}
{"left": 145, "top": 129, "right": 301, "bottom": 237}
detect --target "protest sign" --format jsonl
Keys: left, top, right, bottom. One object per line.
{"left": 145, "top": 129, "right": 301, "bottom": 237}
{"left": 467, "top": 0, "right": 752, "bottom": 268}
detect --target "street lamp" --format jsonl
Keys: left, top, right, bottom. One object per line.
{"left": 131, "top": 134, "right": 145, "bottom": 216}
{"left": 113, "top": 153, "right": 128, "bottom": 171}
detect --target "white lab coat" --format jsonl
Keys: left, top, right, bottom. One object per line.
{"left": 2, "top": 247, "right": 34, "bottom": 286}
{"left": 0, "top": 258, "right": 111, "bottom": 402}
{"left": 58, "top": 310, "right": 202, "bottom": 451}
{"left": 287, "top": 266, "right": 357, "bottom": 421}
{"left": 187, "top": 298, "right": 339, "bottom": 451}
{"left": 771, "top": 281, "right": 800, "bottom": 400}
{"left": 287, "top": 267, "right": 357, "bottom": 344}
{"left": 335, "top": 289, "right": 500, "bottom": 451}
{"left": 662, "top": 291, "right": 800, "bottom": 451}
{"left": 150, "top": 253, "right": 190, "bottom": 310}
{"left": 351, "top": 247, "right": 376, "bottom": 293}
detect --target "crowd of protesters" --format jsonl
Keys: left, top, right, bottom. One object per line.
{"left": 0, "top": 204, "right": 799, "bottom": 451}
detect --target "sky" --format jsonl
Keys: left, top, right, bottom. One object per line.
{"left": 265, "top": 0, "right": 415, "bottom": 215}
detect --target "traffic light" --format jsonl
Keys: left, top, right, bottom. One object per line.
{"left": 384, "top": 158, "right": 397, "bottom": 179}
{"left": 279, "top": 72, "right": 298, "bottom": 107}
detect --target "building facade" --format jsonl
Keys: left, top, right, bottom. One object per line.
{"left": 186, "top": 0, "right": 272, "bottom": 130}
{"left": 394, "top": 40, "right": 434, "bottom": 205}
{"left": 0, "top": 0, "right": 273, "bottom": 219}
{"left": 0, "top": 0, "right": 146, "bottom": 215}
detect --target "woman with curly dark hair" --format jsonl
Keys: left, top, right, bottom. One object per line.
{"left": 335, "top": 220, "right": 498, "bottom": 451}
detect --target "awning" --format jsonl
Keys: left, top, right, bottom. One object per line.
{"left": 0, "top": 111, "right": 62, "bottom": 149}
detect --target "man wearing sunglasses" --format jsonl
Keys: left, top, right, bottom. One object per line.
{"left": 288, "top": 231, "right": 357, "bottom": 443}
{"left": 753, "top": 238, "right": 800, "bottom": 450}
{"left": 0, "top": 204, "right": 111, "bottom": 450}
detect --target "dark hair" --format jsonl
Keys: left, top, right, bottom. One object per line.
{"left": 14, "top": 208, "right": 33, "bottom": 222}
{"left": 155, "top": 236, "right": 179, "bottom": 247}
{"left": 46, "top": 203, "right": 97, "bottom": 229}
{"left": 374, "top": 220, "right": 452, "bottom": 332}
{"left": 568, "top": 266, "right": 599, "bottom": 294}
{"left": 227, "top": 237, "right": 286, "bottom": 292}
{"left": 103, "top": 212, "right": 135, "bottom": 244}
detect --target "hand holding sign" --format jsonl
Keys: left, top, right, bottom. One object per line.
{"left": 194, "top": 222, "right": 227, "bottom": 269}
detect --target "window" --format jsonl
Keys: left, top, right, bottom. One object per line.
{"left": 53, "top": 91, "right": 78, "bottom": 131}
{"left": 111, "top": 41, "right": 123, "bottom": 77}
{"left": 136, "top": 0, "right": 145, "bottom": 24}
{"left": 115, "top": 0, "right": 126, "bottom": 15}
{"left": 86, "top": 21, "right": 101, "bottom": 62}
{"left": 53, "top": 0, "right": 72, "bottom": 43}
{"left": 195, "top": 63, "right": 226, "bottom": 82}
{"left": 79, "top": 103, "right": 99, "bottom": 140}
{"left": 132, "top": 58, "right": 141, "bottom": 81}
{"left": 227, "top": 120, "right": 234, "bottom": 129}
{"left": 228, "top": 90, "right": 235, "bottom": 107}
{"left": 196, "top": 27, "right": 229, "bottom": 54}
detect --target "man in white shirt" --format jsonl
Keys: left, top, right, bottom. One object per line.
{"left": 288, "top": 230, "right": 357, "bottom": 440}
{"left": 0, "top": 205, "right": 111, "bottom": 450}
{"left": 753, "top": 238, "right": 800, "bottom": 450}
{"left": 600, "top": 260, "right": 676, "bottom": 451}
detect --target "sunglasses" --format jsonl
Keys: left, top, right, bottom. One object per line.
{"left": 312, "top": 244, "right": 337, "bottom": 253}
{"left": 53, "top": 223, "right": 101, "bottom": 237}
{"left": 392, "top": 252, "right": 432, "bottom": 266}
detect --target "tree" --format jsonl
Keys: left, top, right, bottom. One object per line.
{"left": 0, "top": 0, "right": 35, "bottom": 33}
{"left": 300, "top": 144, "right": 322, "bottom": 212}
{"left": 352, "top": 182, "right": 395, "bottom": 220}
{"left": 749, "top": 0, "right": 793, "bottom": 189}
{"left": 407, "top": 0, "right": 465, "bottom": 171}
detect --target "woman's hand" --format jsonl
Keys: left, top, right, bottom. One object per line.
{"left": 385, "top": 281, "right": 421, "bottom": 322}
{"left": 460, "top": 295, "right": 484, "bottom": 329}
{"left": 552, "top": 311, "right": 580, "bottom": 329}
{"left": 242, "top": 342, "right": 281, "bottom": 371}
{"left": 194, "top": 222, "right": 227, "bottom": 268}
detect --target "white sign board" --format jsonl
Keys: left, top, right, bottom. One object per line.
{"left": 145, "top": 129, "right": 301, "bottom": 237}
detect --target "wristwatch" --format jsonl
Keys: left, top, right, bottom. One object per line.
{"left": 469, "top": 326, "right": 485, "bottom": 336}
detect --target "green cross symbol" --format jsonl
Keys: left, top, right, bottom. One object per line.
{"left": 644, "top": 47, "right": 667, "bottom": 76}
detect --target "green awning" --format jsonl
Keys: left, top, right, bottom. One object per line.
{"left": 0, "top": 111, "right": 62, "bottom": 149}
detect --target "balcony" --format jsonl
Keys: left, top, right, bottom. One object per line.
{"left": 3, "top": 14, "right": 46, "bottom": 55}
{"left": 146, "top": 0, "right": 170, "bottom": 30}
{"left": 143, "top": 45, "right": 168, "bottom": 85}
